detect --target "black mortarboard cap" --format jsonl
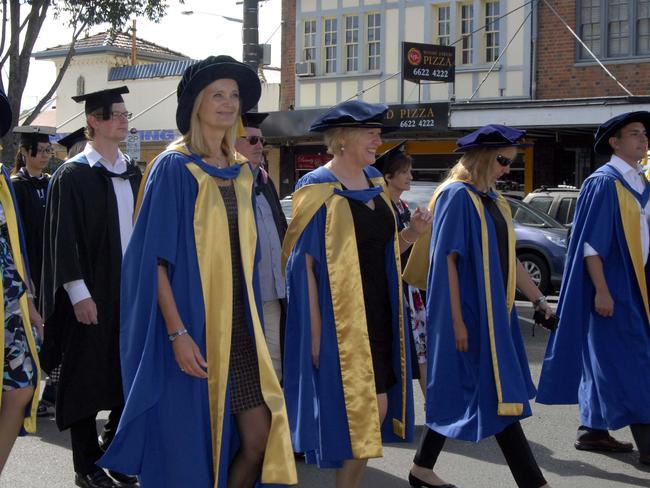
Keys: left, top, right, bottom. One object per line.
{"left": 56, "top": 127, "right": 87, "bottom": 152}
{"left": 374, "top": 141, "right": 407, "bottom": 174}
{"left": 72, "top": 86, "right": 129, "bottom": 120}
{"left": 241, "top": 112, "right": 268, "bottom": 129}
{"left": 13, "top": 125, "right": 56, "bottom": 157}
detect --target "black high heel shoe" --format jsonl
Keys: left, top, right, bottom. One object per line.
{"left": 408, "top": 471, "right": 458, "bottom": 488}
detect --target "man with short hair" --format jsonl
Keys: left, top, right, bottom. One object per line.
{"left": 235, "top": 112, "right": 287, "bottom": 381}
{"left": 40, "top": 86, "right": 142, "bottom": 488}
{"left": 538, "top": 111, "right": 650, "bottom": 467}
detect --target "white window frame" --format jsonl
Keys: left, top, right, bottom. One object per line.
{"left": 303, "top": 19, "right": 317, "bottom": 62}
{"left": 367, "top": 12, "right": 381, "bottom": 71}
{"left": 345, "top": 15, "right": 360, "bottom": 72}
{"left": 323, "top": 17, "right": 338, "bottom": 74}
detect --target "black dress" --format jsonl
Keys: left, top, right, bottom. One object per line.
{"left": 10, "top": 168, "right": 49, "bottom": 295}
{"left": 219, "top": 184, "right": 265, "bottom": 414}
{"left": 348, "top": 194, "right": 397, "bottom": 394}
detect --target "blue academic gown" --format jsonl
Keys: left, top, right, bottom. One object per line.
{"left": 99, "top": 149, "right": 296, "bottom": 487}
{"left": 283, "top": 165, "right": 414, "bottom": 469}
{"left": 537, "top": 164, "right": 650, "bottom": 430}
{"left": 424, "top": 182, "right": 536, "bottom": 442}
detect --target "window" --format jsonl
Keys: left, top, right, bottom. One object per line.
{"left": 578, "top": 0, "right": 650, "bottom": 59}
{"left": 638, "top": 0, "right": 650, "bottom": 54}
{"left": 345, "top": 15, "right": 359, "bottom": 72}
{"left": 527, "top": 196, "right": 554, "bottom": 215}
{"left": 367, "top": 13, "right": 381, "bottom": 71}
{"left": 460, "top": 4, "right": 474, "bottom": 64}
{"left": 76, "top": 76, "right": 85, "bottom": 96}
{"left": 608, "top": 0, "right": 629, "bottom": 56}
{"left": 303, "top": 20, "right": 317, "bottom": 61}
{"left": 580, "top": 0, "right": 601, "bottom": 57}
{"left": 323, "top": 18, "right": 338, "bottom": 74}
{"left": 437, "top": 6, "right": 451, "bottom": 46}
{"left": 556, "top": 198, "right": 576, "bottom": 225}
{"left": 485, "top": 1, "right": 500, "bottom": 62}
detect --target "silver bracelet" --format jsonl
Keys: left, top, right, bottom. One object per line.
{"left": 168, "top": 328, "right": 188, "bottom": 342}
{"left": 533, "top": 296, "right": 547, "bottom": 307}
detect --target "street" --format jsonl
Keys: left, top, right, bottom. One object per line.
{"left": 2, "top": 301, "right": 649, "bottom": 487}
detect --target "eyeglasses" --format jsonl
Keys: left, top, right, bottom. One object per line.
{"left": 496, "top": 154, "right": 515, "bottom": 167}
{"left": 241, "top": 135, "right": 265, "bottom": 146}
{"left": 37, "top": 147, "right": 54, "bottom": 155}
{"left": 110, "top": 111, "right": 133, "bottom": 121}
{"left": 92, "top": 111, "right": 133, "bottom": 121}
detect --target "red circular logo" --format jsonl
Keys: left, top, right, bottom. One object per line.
{"left": 407, "top": 48, "right": 422, "bottom": 66}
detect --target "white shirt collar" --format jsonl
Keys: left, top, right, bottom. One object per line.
{"left": 82, "top": 142, "right": 126, "bottom": 173}
{"left": 609, "top": 154, "right": 643, "bottom": 176}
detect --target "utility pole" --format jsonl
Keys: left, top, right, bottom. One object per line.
{"left": 242, "top": 0, "right": 260, "bottom": 73}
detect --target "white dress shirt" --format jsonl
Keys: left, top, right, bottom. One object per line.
{"left": 584, "top": 155, "right": 650, "bottom": 264}
{"left": 63, "top": 143, "right": 135, "bottom": 305}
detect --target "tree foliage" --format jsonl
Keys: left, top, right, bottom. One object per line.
{"left": 0, "top": 0, "right": 175, "bottom": 162}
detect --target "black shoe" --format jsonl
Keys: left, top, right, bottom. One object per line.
{"left": 108, "top": 470, "right": 138, "bottom": 485}
{"left": 75, "top": 470, "right": 118, "bottom": 488}
{"left": 36, "top": 401, "right": 54, "bottom": 417}
{"left": 408, "top": 472, "right": 458, "bottom": 488}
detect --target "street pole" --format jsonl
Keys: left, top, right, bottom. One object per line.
{"left": 242, "top": 0, "right": 260, "bottom": 73}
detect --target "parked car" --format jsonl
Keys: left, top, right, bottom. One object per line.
{"left": 281, "top": 181, "right": 567, "bottom": 294}
{"left": 523, "top": 186, "right": 580, "bottom": 227}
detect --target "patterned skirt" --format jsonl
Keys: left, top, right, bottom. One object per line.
{"left": 0, "top": 224, "right": 38, "bottom": 391}
{"left": 219, "top": 184, "right": 265, "bottom": 414}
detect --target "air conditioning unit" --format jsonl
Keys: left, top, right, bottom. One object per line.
{"left": 295, "top": 61, "right": 316, "bottom": 77}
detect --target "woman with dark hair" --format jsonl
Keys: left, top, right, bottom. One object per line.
{"left": 403, "top": 125, "right": 552, "bottom": 488}
{"left": 0, "top": 91, "right": 45, "bottom": 474}
{"left": 99, "top": 56, "right": 296, "bottom": 487}
{"left": 283, "top": 100, "right": 431, "bottom": 488}
{"left": 10, "top": 126, "right": 55, "bottom": 298}
{"left": 375, "top": 143, "right": 428, "bottom": 395}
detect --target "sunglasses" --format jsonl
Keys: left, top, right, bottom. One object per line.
{"left": 496, "top": 154, "right": 515, "bottom": 167}
{"left": 241, "top": 135, "right": 265, "bottom": 146}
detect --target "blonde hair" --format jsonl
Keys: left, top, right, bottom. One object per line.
{"left": 168, "top": 86, "right": 240, "bottom": 161}
{"left": 445, "top": 147, "right": 500, "bottom": 190}
{"left": 323, "top": 127, "right": 370, "bottom": 156}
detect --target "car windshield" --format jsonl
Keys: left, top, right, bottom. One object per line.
{"left": 507, "top": 198, "right": 564, "bottom": 229}
{"left": 401, "top": 181, "right": 439, "bottom": 209}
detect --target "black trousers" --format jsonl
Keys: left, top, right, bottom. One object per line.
{"left": 413, "top": 422, "right": 547, "bottom": 488}
{"left": 69, "top": 408, "right": 122, "bottom": 475}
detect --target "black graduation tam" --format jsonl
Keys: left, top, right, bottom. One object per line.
{"left": 56, "top": 128, "right": 86, "bottom": 152}
{"left": 594, "top": 111, "right": 650, "bottom": 155}
{"left": 309, "top": 100, "right": 393, "bottom": 132}
{"left": 72, "top": 86, "right": 129, "bottom": 120}
{"left": 241, "top": 112, "right": 268, "bottom": 128}
{"left": 374, "top": 141, "right": 407, "bottom": 174}
{"left": 0, "top": 89, "right": 12, "bottom": 138}
{"left": 455, "top": 124, "right": 529, "bottom": 153}
{"left": 13, "top": 125, "right": 56, "bottom": 157}
{"left": 176, "top": 55, "right": 261, "bottom": 134}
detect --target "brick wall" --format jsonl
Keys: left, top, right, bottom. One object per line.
{"left": 536, "top": 0, "right": 650, "bottom": 99}
{"left": 280, "top": 0, "right": 296, "bottom": 110}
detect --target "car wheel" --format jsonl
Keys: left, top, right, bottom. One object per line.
{"left": 519, "top": 252, "right": 550, "bottom": 294}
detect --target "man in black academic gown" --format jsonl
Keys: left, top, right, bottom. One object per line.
{"left": 40, "top": 87, "right": 141, "bottom": 488}
{"left": 235, "top": 112, "right": 287, "bottom": 382}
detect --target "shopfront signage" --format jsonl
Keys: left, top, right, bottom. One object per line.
{"left": 385, "top": 103, "right": 449, "bottom": 131}
{"left": 402, "top": 42, "right": 455, "bottom": 83}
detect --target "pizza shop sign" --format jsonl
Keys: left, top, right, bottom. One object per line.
{"left": 402, "top": 42, "right": 455, "bottom": 83}
{"left": 384, "top": 103, "right": 449, "bottom": 131}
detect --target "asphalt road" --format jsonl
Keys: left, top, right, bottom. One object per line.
{"left": 2, "top": 300, "right": 649, "bottom": 487}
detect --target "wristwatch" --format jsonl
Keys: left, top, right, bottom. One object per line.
{"left": 168, "top": 328, "right": 188, "bottom": 342}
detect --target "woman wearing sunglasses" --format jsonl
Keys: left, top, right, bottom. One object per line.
{"left": 403, "top": 124, "right": 552, "bottom": 488}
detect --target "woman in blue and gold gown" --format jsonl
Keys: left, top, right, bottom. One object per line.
{"left": 99, "top": 56, "right": 296, "bottom": 488}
